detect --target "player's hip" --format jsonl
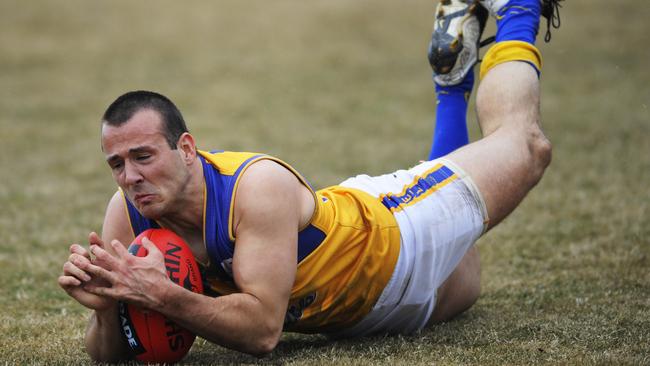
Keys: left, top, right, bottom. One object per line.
{"left": 329, "top": 158, "right": 488, "bottom": 337}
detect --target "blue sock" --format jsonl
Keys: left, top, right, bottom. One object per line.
{"left": 428, "top": 69, "right": 474, "bottom": 160}
{"left": 495, "top": 0, "right": 541, "bottom": 44}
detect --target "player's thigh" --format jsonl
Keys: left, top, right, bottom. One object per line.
{"left": 445, "top": 126, "right": 539, "bottom": 230}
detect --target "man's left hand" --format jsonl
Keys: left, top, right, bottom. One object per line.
{"left": 81, "top": 237, "right": 172, "bottom": 309}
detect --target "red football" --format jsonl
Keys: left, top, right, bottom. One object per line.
{"left": 118, "top": 228, "right": 203, "bottom": 364}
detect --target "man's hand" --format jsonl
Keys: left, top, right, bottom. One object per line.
{"left": 82, "top": 237, "right": 172, "bottom": 310}
{"left": 58, "top": 232, "right": 115, "bottom": 311}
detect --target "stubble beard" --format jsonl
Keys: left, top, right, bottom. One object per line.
{"left": 154, "top": 165, "right": 195, "bottom": 222}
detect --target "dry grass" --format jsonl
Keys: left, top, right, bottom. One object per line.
{"left": 1, "top": 0, "right": 648, "bottom": 364}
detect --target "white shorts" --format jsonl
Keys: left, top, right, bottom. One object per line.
{"left": 331, "top": 158, "right": 488, "bottom": 337}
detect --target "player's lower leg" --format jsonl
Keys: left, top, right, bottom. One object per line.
{"left": 428, "top": 70, "right": 473, "bottom": 160}
{"left": 427, "top": 0, "right": 487, "bottom": 160}
{"left": 426, "top": 0, "right": 562, "bottom": 160}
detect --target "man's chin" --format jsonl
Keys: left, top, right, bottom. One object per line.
{"left": 136, "top": 204, "right": 163, "bottom": 220}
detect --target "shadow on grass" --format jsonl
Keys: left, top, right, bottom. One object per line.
{"left": 180, "top": 310, "right": 483, "bottom": 365}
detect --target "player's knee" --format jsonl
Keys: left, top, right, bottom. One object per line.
{"left": 526, "top": 125, "right": 552, "bottom": 185}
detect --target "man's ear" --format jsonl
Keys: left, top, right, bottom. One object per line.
{"left": 177, "top": 132, "right": 197, "bottom": 164}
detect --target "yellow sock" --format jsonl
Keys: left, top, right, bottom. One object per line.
{"left": 479, "top": 41, "right": 543, "bottom": 80}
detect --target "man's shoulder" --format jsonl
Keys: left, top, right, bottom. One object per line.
{"left": 198, "top": 149, "right": 268, "bottom": 176}
{"left": 238, "top": 160, "right": 302, "bottom": 190}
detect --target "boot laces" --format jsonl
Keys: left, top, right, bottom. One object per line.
{"left": 543, "top": 0, "right": 563, "bottom": 42}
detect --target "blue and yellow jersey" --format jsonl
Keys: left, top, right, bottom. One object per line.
{"left": 121, "top": 150, "right": 401, "bottom": 333}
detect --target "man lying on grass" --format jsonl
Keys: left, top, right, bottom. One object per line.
{"left": 59, "top": 0, "right": 560, "bottom": 360}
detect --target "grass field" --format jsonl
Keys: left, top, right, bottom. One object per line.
{"left": 1, "top": 0, "right": 649, "bottom": 364}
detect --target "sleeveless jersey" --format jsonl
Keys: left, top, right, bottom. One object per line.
{"left": 121, "top": 150, "right": 400, "bottom": 333}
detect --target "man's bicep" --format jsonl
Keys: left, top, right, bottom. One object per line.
{"left": 102, "top": 190, "right": 135, "bottom": 249}
{"left": 231, "top": 162, "right": 301, "bottom": 322}
{"left": 233, "top": 224, "right": 297, "bottom": 309}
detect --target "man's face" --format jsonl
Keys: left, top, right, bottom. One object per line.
{"left": 101, "top": 110, "right": 191, "bottom": 219}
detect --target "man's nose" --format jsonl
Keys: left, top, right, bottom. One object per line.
{"left": 123, "top": 160, "right": 144, "bottom": 186}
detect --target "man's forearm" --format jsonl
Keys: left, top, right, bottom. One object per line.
{"left": 84, "top": 304, "right": 131, "bottom": 363}
{"left": 159, "top": 284, "right": 283, "bottom": 356}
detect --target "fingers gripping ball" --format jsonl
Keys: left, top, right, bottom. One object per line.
{"left": 118, "top": 228, "right": 204, "bottom": 364}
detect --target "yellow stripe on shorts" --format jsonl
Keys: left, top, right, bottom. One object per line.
{"left": 380, "top": 163, "right": 458, "bottom": 213}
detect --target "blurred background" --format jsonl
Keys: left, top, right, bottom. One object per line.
{"left": 1, "top": 0, "right": 648, "bottom": 364}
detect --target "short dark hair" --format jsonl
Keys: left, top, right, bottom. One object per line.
{"left": 102, "top": 91, "right": 189, "bottom": 149}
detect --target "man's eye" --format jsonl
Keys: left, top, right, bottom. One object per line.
{"left": 136, "top": 155, "right": 151, "bottom": 161}
{"left": 110, "top": 162, "right": 123, "bottom": 170}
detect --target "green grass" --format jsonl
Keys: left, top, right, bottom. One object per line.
{"left": 1, "top": 0, "right": 648, "bottom": 364}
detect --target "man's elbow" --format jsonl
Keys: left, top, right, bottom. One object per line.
{"left": 246, "top": 322, "right": 282, "bottom": 357}
{"left": 250, "top": 338, "right": 279, "bottom": 357}
{"left": 84, "top": 320, "right": 132, "bottom": 363}
{"left": 84, "top": 337, "right": 131, "bottom": 364}
{"left": 84, "top": 342, "right": 131, "bottom": 364}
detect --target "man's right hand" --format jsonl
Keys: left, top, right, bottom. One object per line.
{"left": 58, "top": 232, "right": 116, "bottom": 311}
